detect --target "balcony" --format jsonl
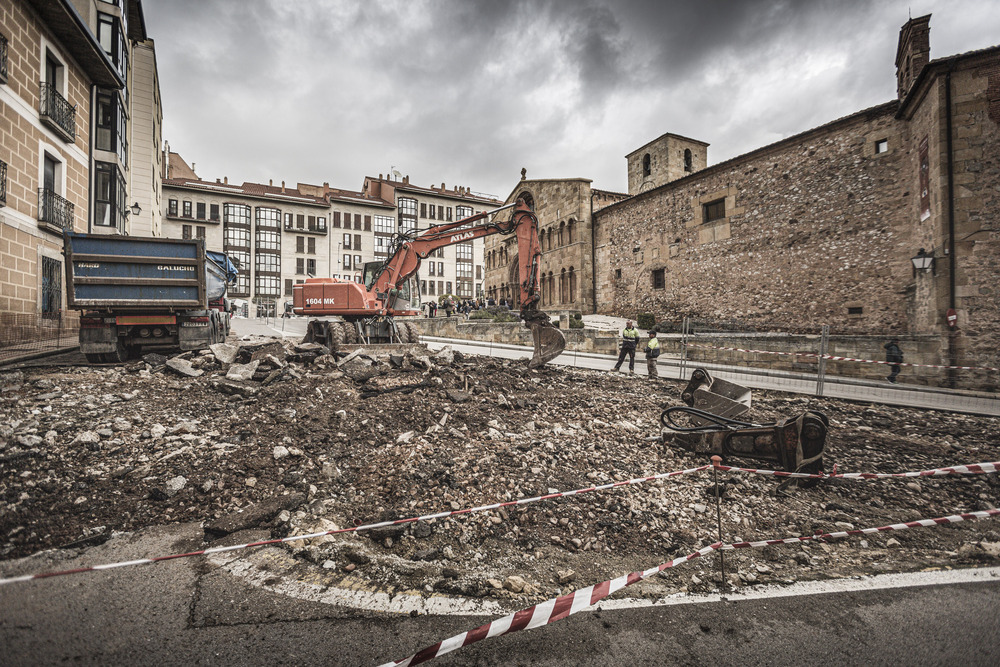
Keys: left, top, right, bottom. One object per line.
{"left": 1, "top": 33, "right": 8, "bottom": 85}
{"left": 283, "top": 220, "right": 328, "bottom": 235}
{"left": 0, "top": 160, "right": 6, "bottom": 207}
{"left": 38, "top": 187, "right": 74, "bottom": 232}
{"left": 39, "top": 81, "right": 76, "bottom": 142}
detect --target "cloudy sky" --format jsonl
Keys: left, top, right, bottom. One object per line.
{"left": 142, "top": 0, "right": 998, "bottom": 200}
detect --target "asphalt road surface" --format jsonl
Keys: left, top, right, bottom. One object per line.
{"left": 2, "top": 523, "right": 999, "bottom": 666}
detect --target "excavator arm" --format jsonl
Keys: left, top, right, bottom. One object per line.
{"left": 368, "top": 197, "right": 566, "bottom": 367}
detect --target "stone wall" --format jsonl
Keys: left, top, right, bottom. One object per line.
{"left": 596, "top": 102, "right": 911, "bottom": 334}
{"left": 409, "top": 316, "right": 618, "bottom": 355}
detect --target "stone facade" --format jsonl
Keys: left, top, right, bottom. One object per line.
{"left": 626, "top": 132, "right": 708, "bottom": 194}
{"left": 483, "top": 177, "right": 627, "bottom": 314}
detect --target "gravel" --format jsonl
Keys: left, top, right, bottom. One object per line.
{"left": 1, "top": 336, "right": 999, "bottom": 600}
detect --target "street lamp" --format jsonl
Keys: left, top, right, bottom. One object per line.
{"left": 911, "top": 248, "right": 935, "bottom": 274}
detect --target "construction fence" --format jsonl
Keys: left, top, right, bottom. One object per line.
{"left": 0, "top": 311, "right": 79, "bottom": 366}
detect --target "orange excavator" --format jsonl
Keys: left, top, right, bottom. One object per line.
{"left": 292, "top": 196, "right": 566, "bottom": 367}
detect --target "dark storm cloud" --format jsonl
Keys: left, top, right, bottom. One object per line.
{"left": 142, "top": 0, "right": 997, "bottom": 198}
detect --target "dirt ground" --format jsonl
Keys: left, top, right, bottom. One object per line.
{"left": 2, "top": 338, "right": 999, "bottom": 601}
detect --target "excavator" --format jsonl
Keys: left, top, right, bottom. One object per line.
{"left": 292, "top": 196, "right": 566, "bottom": 368}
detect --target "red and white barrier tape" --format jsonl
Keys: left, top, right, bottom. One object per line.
{"left": 717, "top": 461, "right": 1000, "bottom": 480}
{"left": 2, "top": 461, "right": 997, "bottom": 587}
{"left": 381, "top": 508, "right": 1000, "bottom": 666}
{"left": 0, "top": 465, "right": 709, "bottom": 586}
{"left": 685, "top": 343, "right": 1000, "bottom": 373}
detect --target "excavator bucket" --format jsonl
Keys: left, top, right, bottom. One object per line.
{"left": 528, "top": 321, "right": 566, "bottom": 368}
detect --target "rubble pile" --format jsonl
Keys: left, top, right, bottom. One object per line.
{"left": 1, "top": 337, "right": 999, "bottom": 600}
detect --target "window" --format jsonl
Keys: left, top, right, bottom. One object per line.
{"left": 196, "top": 202, "right": 206, "bottom": 219}
{"left": 296, "top": 236, "right": 304, "bottom": 253}
{"left": 354, "top": 214, "right": 362, "bottom": 230}
{"left": 456, "top": 244, "right": 472, "bottom": 261}
{"left": 257, "top": 207, "right": 280, "bottom": 229}
{"left": 41, "top": 256, "right": 61, "bottom": 318}
{"left": 446, "top": 207, "right": 452, "bottom": 222}
{"left": 684, "top": 149, "right": 693, "bottom": 172}
{"left": 182, "top": 225, "right": 192, "bottom": 239}
{"left": 875, "top": 139, "right": 888, "bottom": 154}
{"left": 847, "top": 306, "right": 864, "bottom": 315}
{"left": 438, "top": 206, "right": 444, "bottom": 220}
{"left": 399, "top": 197, "right": 417, "bottom": 232}
{"left": 284, "top": 212, "right": 293, "bottom": 228}
{"left": 182, "top": 200, "right": 192, "bottom": 218}
{"left": 210, "top": 204, "right": 219, "bottom": 221}
{"left": 97, "top": 12, "right": 128, "bottom": 82}
{"left": 375, "top": 215, "right": 394, "bottom": 234}
{"left": 438, "top": 261, "right": 444, "bottom": 276}
{"left": 652, "top": 268, "right": 665, "bottom": 289}
{"left": 256, "top": 226, "right": 280, "bottom": 251}
{"left": 642, "top": 153, "right": 651, "bottom": 176}
{"left": 375, "top": 236, "right": 391, "bottom": 255}
{"left": 196, "top": 226, "right": 205, "bottom": 239}
{"left": 420, "top": 203, "right": 427, "bottom": 218}
{"left": 429, "top": 281, "right": 436, "bottom": 295}
{"left": 333, "top": 212, "right": 341, "bottom": 228}
{"left": 429, "top": 262, "right": 436, "bottom": 276}
{"left": 168, "top": 199, "right": 178, "bottom": 216}
{"left": 256, "top": 251, "right": 279, "bottom": 273}
{"left": 354, "top": 234, "right": 361, "bottom": 250}
{"left": 343, "top": 254, "right": 351, "bottom": 270}
{"left": 318, "top": 216, "right": 326, "bottom": 231}
{"left": 354, "top": 254, "right": 361, "bottom": 268}
{"left": 41, "top": 51, "right": 75, "bottom": 141}
{"left": 308, "top": 237, "right": 315, "bottom": 254}
{"left": 428, "top": 204, "right": 436, "bottom": 220}
{"left": 296, "top": 258, "right": 304, "bottom": 274}
{"left": 94, "top": 161, "right": 124, "bottom": 229}
{"left": 421, "top": 280, "right": 427, "bottom": 295}
{"left": 307, "top": 258, "right": 316, "bottom": 276}
{"left": 615, "top": 268, "right": 622, "bottom": 280}
{"left": 364, "top": 215, "right": 371, "bottom": 231}
{"left": 457, "top": 263, "right": 472, "bottom": 278}
{"left": 307, "top": 215, "right": 316, "bottom": 230}
{"left": 343, "top": 233, "right": 352, "bottom": 249}
{"left": 285, "top": 279, "right": 293, "bottom": 296}
{"left": 446, "top": 281, "right": 452, "bottom": 295}
{"left": 95, "top": 89, "right": 126, "bottom": 165}
{"left": 255, "top": 275, "right": 279, "bottom": 297}
{"left": 476, "top": 265, "right": 482, "bottom": 280}
{"left": 703, "top": 199, "right": 725, "bottom": 223}
{"left": 456, "top": 205, "right": 473, "bottom": 223}
{"left": 439, "top": 280, "right": 444, "bottom": 294}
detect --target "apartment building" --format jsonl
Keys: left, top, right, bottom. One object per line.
{"left": 361, "top": 175, "right": 500, "bottom": 301}
{"left": 1, "top": 0, "right": 127, "bottom": 318}
{"left": 162, "top": 162, "right": 499, "bottom": 315}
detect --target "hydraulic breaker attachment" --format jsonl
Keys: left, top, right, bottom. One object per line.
{"left": 662, "top": 409, "right": 829, "bottom": 474}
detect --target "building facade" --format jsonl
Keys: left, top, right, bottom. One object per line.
{"left": 161, "top": 166, "right": 499, "bottom": 315}
{"left": 487, "top": 15, "right": 1000, "bottom": 371}
{"left": 0, "top": 0, "right": 135, "bottom": 319}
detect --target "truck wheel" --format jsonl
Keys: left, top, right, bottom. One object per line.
{"left": 105, "top": 340, "right": 129, "bottom": 364}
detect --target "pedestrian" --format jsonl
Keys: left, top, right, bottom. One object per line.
{"left": 884, "top": 339, "right": 903, "bottom": 383}
{"left": 430, "top": 302, "right": 437, "bottom": 318}
{"left": 644, "top": 330, "right": 660, "bottom": 378}
{"left": 612, "top": 320, "right": 641, "bottom": 373}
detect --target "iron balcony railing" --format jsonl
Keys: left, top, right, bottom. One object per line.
{"left": 0, "top": 160, "right": 7, "bottom": 207}
{"left": 0, "top": 33, "right": 8, "bottom": 84}
{"left": 39, "top": 81, "right": 76, "bottom": 141}
{"left": 38, "top": 187, "right": 74, "bottom": 231}
{"left": 283, "top": 219, "right": 328, "bottom": 234}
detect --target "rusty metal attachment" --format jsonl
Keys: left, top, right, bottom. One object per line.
{"left": 663, "top": 368, "right": 828, "bottom": 474}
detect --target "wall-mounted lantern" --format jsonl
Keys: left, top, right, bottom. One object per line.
{"left": 911, "top": 247, "right": 935, "bottom": 274}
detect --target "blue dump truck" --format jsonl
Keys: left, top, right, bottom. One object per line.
{"left": 64, "top": 233, "right": 239, "bottom": 363}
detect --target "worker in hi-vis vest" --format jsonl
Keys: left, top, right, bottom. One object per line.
{"left": 644, "top": 330, "right": 660, "bottom": 378}
{"left": 612, "top": 320, "right": 641, "bottom": 373}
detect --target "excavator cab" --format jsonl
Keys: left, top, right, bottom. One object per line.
{"left": 363, "top": 260, "right": 418, "bottom": 314}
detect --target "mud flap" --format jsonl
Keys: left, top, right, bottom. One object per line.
{"left": 528, "top": 322, "right": 566, "bottom": 368}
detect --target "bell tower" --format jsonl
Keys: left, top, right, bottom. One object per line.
{"left": 895, "top": 14, "right": 931, "bottom": 100}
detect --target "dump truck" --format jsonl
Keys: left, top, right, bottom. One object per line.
{"left": 64, "top": 232, "right": 238, "bottom": 363}
{"left": 293, "top": 196, "right": 566, "bottom": 367}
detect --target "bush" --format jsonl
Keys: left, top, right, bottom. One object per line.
{"left": 637, "top": 313, "right": 656, "bottom": 330}
{"left": 493, "top": 312, "right": 519, "bottom": 323}
{"left": 573, "top": 312, "right": 583, "bottom": 320}
{"left": 568, "top": 318, "right": 584, "bottom": 329}
{"left": 469, "top": 310, "right": 493, "bottom": 320}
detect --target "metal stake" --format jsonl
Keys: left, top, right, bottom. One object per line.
{"left": 711, "top": 455, "right": 726, "bottom": 590}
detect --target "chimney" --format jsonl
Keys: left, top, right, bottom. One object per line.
{"left": 404, "top": 175, "right": 410, "bottom": 184}
{"left": 269, "top": 179, "right": 273, "bottom": 186}
{"left": 442, "top": 182, "right": 446, "bottom": 191}
{"left": 379, "top": 173, "right": 383, "bottom": 180}
{"left": 191, "top": 162, "right": 196, "bottom": 174}
{"left": 281, "top": 181, "right": 286, "bottom": 193}
{"left": 224, "top": 176, "right": 228, "bottom": 184}
{"left": 323, "top": 181, "right": 329, "bottom": 189}
{"left": 216, "top": 178, "right": 221, "bottom": 184}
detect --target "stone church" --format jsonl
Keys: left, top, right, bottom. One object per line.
{"left": 483, "top": 14, "right": 999, "bottom": 369}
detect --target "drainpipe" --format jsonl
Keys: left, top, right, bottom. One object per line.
{"left": 945, "top": 67, "right": 957, "bottom": 384}
{"left": 589, "top": 190, "right": 597, "bottom": 315}
{"left": 87, "top": 84, "right": 95, "bottom": 234}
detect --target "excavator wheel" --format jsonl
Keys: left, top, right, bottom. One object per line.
{"left": 342, "top": 321, "right": 358, "bottom": 345}
{"left": 325, "top": 322, "right": 345, "bottom": 353}
{"left": 397, "top": 321, "right": 415, "bottom": 343}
